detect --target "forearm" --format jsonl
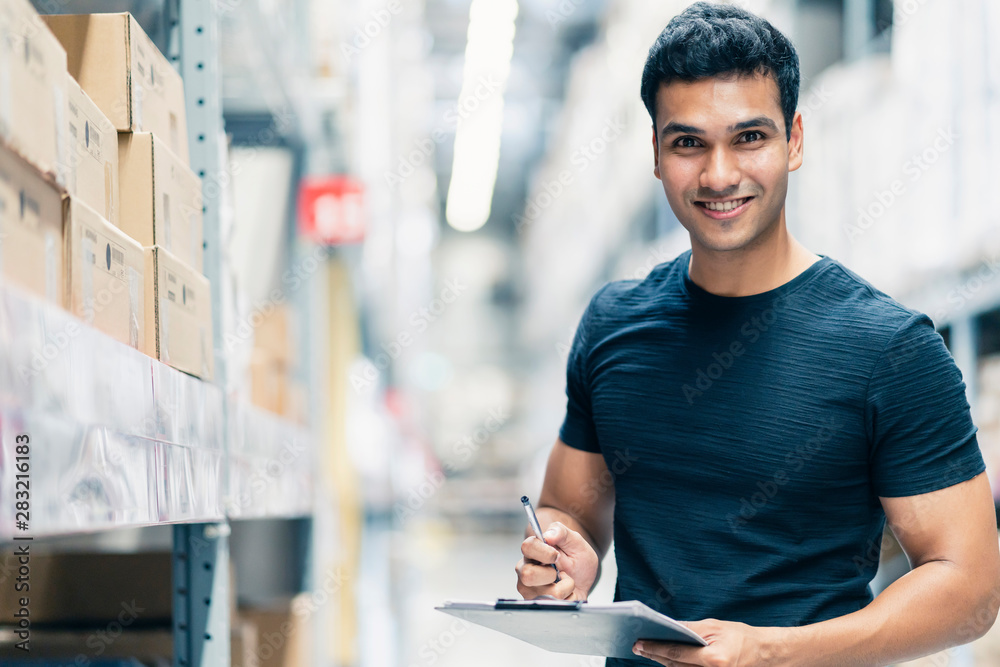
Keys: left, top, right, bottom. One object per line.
{"left": 768, "top": 561, "right": 1000, "bottom": 667}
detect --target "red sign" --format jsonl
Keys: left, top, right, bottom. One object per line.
{"left": 297, "top": 176, "right": 365, "bottom": 244}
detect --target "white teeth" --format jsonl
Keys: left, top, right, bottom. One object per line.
{"left": 704, "top": 198, "right": 747, "bottom": 211}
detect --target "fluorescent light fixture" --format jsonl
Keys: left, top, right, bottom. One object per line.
{"left": 445, "top": 0, "right": 518, "bottom": 232}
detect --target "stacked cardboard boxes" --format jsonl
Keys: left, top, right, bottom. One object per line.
{"left": 0, "top": 0, "right": 68, "bottom": 185}
{"left": 0, "top": 0, "right": 146, "bottom": 349}
{"left": 44, "top": 11, "right": 213, "bottom": 380}
{"left": 61, "top": 75, "right": 146, "bottom": 351}
{"left": 0, "top": 0, "right": 67, "bottom": 304}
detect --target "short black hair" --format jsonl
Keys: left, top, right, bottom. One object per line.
{"left": 641, "top": 2, "right": 800, "bottom": 141}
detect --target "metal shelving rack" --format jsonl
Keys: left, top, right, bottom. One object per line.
{"left": 174, "top": 1, "right": 231, "bottom": 662}
{"left": 1, "top": 0, "right": 324, "bottom": 665}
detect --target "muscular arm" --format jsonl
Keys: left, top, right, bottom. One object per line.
{"left": 775, "top": 471, "right": 1000, "bottom": 665}
{"left": 515, "top": 438, "right": 615, "bottom": 599}
{"left": 637, "top": 472, "right": 1000, "bottom": 666}
{"left": 536, "top": 438, "right": 615, "bottom": 561}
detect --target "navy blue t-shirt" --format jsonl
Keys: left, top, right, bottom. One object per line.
{"left": 559, "top": 249, "right": 985, "bottom": 665}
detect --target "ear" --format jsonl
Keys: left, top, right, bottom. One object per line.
{"left": 652, "top": 125, "right": 661, "bottom": 179}
{"left": 787, "top": 111, "right": 804, "bottom": 172}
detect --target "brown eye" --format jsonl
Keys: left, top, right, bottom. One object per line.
{"left": 675, "top": 137, "right": 699, "bottom": 148}
{"left": 740, "top": 131, "right": 764, "bottom": 143}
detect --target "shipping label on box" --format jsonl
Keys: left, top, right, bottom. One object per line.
{"left": 0, "top": 0, "right": 68, "bottom": 184}
{"left": 0, "top": 143, "right": 64, "bottom": 304}
{"left": 120, "top": 132, "right": 203, "bottom": 271}
{"left": 64, "top": 73, "right": 119, "bottom": 226}
{"left": 65, "top": 197, "right": 143, "bottom": 350}
{"left": 42, "top": 12, "right": 190, "bottom": 164}
{"left": 144, "top": 245, "right": 213, "bottom": 380}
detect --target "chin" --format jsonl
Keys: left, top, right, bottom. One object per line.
{"left": 691, "top": 229, "right": 762, "bottom": 254}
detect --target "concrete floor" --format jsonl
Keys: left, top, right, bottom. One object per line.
{"left": 396, "top": 521, "right": 620, "bottom": 667}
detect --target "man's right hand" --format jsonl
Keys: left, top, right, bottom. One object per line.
{"left": 515, "top": 521, "right": 600, "bottom": 601}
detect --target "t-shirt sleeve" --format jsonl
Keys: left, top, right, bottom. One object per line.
{"left": 867, "top": 313, "right": 985, "bottom": 497}
{"left": 558, "top": 287, "right": 606, "bottom": 453}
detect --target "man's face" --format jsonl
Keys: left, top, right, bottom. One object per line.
{"left": 652, "top": 73, "right": 803, "bottom": 254}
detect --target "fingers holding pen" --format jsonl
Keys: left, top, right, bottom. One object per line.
{"left": 515, "top": 565, "right": 576, "bottom": 600}
{"left": 521, "top": 535, "right": 559, "bottom": 565}
{"left": 516, "top": 555, "right": 561, "bottom": 587}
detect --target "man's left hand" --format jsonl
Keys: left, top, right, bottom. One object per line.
{"left": 633, "top": 619, "right": 786, "bottom": 667}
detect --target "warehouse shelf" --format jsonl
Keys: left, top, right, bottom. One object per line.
{"left": 226, "top": 401, "right": 314, "bottom": 519}
{"left": 0, "top": 280, "right": 226, "bottom": 539}
{"left": 0, "top": 279, "right": 320, "bottom": 539}
{"left": 5, "top": 0, "right": 332, "bottom": 663}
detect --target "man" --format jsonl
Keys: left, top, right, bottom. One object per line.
{"left": 514, "top": 3, "right": 1000, "bottom": 666}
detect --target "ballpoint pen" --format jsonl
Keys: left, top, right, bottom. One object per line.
{"left": 521, "top": 495, "right": 561, "bottom": 583}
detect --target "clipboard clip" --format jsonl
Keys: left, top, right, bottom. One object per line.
{"left": 495, "top": 598, "right": 583, "bottom": 611}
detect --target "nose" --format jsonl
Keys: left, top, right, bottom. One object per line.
{"left": 699, "top": 144, "right": 741, "bottom": 194}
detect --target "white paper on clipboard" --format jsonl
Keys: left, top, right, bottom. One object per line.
{"left": 436, "top": 599, "right": 707, "bottom": 660}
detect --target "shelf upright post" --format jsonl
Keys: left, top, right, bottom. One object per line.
{"left": 173, "top": 1, "right": 230, "bottom": 666}
{"left": 950, "top": 315, "right": 980, "bottom": 409}
{"left": 173, "top": 524, "right": 232, "bottom": 667}
{"left": 177, "top": 0, "right": 226, "bottom": 383}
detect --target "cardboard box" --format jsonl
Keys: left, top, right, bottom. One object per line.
{"left": 0, "top": 143, "right": 64, "bottom": 304}
{"left": 240, "top": 594, "right": 312, "bottom": 666}
{"left": 144, "top": 245, "right": 214, "bottom": 380}
{"left": 42, "top": 12, "right": 190, "bottom": 163}
{"left": 65, "top": 72, "right": 119, "bottom": 225}
{"left": 0, "top": 0, "right": 68, "bottom": 183}
{"left": 0, "top": 551, "right": 172, "bottom": 624}
{"left": 255, "top": 303, "right": 297, "bottom": 365}
{"left": 232, "top": 618, "right": 260, "bottom": 667}
{"left": 65, "top": 196, "right": 144, "bottom": 349}
{"left": 250, "top": 351, "right": 290, "bottom": 416}
{"left": 0, "top": 629, "right": 173, "bottom": 661}
{"left": 120, "top": 131, "right": 203, "bottom": 271}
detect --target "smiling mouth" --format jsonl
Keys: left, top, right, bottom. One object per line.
{"left": 695, "top": 197, "right": 753, "bottom": 212}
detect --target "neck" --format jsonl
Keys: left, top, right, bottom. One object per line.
{"left": 687, "top": 224, "right": 820, "bottom": 298}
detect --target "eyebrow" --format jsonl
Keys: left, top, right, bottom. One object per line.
{"left": 660, "top": 116, "right": 780, "bottom": 138}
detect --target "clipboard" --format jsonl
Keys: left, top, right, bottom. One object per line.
{"left": 436, "top": 598, "right": 707, "bottom": 660}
